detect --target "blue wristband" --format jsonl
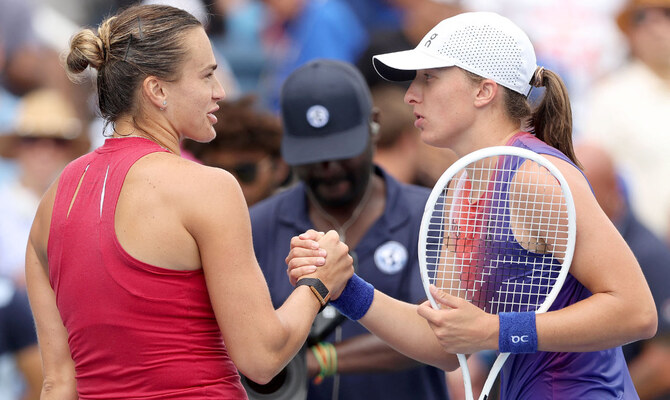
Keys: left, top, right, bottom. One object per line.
{"left": 330, "top": 274, "right": 374, "bottom": 321}
{"left": 498, "top": 312, "right": 538, "bottom": 353}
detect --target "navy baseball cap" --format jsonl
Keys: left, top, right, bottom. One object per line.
{"left": 280, "top": 59, "right": 373, "bottom": 166}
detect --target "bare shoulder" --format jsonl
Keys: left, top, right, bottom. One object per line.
{"left": 131, "top": 153, "right": 243, "bottom": 204}
{"left": 149, "top": 155, "right": 248, "bottom": 229}
{"left": 30, "top": 177, "right": 60, "bottom": 265}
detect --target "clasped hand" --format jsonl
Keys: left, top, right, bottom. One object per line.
{"left": 284, "top": 229, "right": 354, "bottom": 300}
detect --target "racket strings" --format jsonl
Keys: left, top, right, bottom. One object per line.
{"left": 425, "top": 156, "right": 570, "bottom": 314}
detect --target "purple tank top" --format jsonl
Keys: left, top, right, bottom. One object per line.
{"left": 497, "top": 132, "right": 638, "bottom": 400}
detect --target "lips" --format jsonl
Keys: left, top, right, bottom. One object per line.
{"left": 414, "top": 112, "right": 425, "bottom": 129}
{"left": 207, "top": 113, "right": 218, "bottom": 124}
{"left": 207, "top": 105, "right": 219, "bottom": 124}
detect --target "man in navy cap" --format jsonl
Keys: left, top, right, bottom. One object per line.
{"left": 248, "top": 59, "right": 449, "bottom": 400}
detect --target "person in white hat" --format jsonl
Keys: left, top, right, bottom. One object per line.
{"left": 0, "top": 89, "right": 90, "bottom": 286}
{"left": 287, "top": 11, "right": 656, "bottom": 399}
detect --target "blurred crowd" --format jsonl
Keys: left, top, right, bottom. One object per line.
{"left": 0, "top": 0, "right": 669, "bottom": 399}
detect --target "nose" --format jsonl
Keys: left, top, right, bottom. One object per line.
{"left": 213, "top": 75, "right": 226, "bottom": 101}
{"left": 404, "top": 80, "right": 420, "bottom": 105}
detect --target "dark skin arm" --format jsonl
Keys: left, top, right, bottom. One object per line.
{"left": 306, "top": 333, "right": 421, "bottom": 378}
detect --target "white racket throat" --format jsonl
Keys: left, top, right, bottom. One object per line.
{"left": 418, "top": 146, "right": 576, "bottom": 400}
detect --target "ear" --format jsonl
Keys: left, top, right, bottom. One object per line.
{"left": 141, "top": 75, "right": 168, "bottom": 111}
{"left": 370, "top": 107, "right": 381, "bottom": 143}
{"left": 473, "top": 79, "right": 498, "bottom": 108}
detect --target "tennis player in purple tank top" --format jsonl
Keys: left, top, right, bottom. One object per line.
{"left": 286, "top": 12, "right": 656, "bottom": 400}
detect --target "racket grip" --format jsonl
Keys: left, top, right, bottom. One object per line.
{"left": 498, "top": 312, "right": 537, "bottom": 353}
{"left": 330, "top": 274, "right": 374, "bottom": 320}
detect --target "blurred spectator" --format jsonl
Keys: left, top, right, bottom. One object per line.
{"left": 183, "top": 95, "right": 290, "bottom": 206}
{"left": 210, "top": 0, "right": 270, "bottom": 94}
{"left": 356, "top": 0, "right": 462, "bottom": 89}
{"left": 460, "top": 0, "right": 628, "bottom": 134}
{"left": 0, "top": 23, "right": 21, "bottom": 185}
{"left": 370, "top": 84, "right": 457, "bottom": 187}
{"left": 339, "top": 0, "right": 404, "bottom": 35}
{"left": 258, "top": 0, "right": 368, "bottom": 111}
{"left": 0, "top": 0, "right": 79, "bottom": 96}
{"left": 0, "top": 89, "right": 89, "bottom": 285}
{"left": 0, "top": 277, "right": 41, "bottom": 400}
{"left": 576, "top": 142, "right": 670, "bottom": 400}
{"left": 582, "top": 0, "right": 670, "bottom": 238}
{"left": 370, "top": 84, "right": 419, "bottom": 184}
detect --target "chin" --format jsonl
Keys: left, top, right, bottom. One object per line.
{"left": 188, "top": 128, "right": 217, "bottom": 144}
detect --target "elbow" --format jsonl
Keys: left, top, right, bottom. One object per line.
{"left": 41, "top": 375, "right": 78, "bottom": 400}
{"left": 627, "top": 299, "right": 658, "bottom": 342}
{"left": 638, "top": 306, "right": 658, "bottom": 341}
{"left": 237, "top": 354, "right": 287, "bottom": 385}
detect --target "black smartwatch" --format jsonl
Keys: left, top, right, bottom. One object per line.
{"left": 296, "top": 278, "right": 330, "bottom": 312}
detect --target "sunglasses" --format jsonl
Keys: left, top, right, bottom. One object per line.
{"left": 219, "top": 157, "right": 272, "bottom": 184}
{"left": 19, "top": 136, "right": 72, "bottom": 148}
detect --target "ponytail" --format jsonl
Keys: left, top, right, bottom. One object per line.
{"left": 463, "top": 67, "right": 582, "bottom": 168}
{"left": 528, "top": 67, "right": 582, "bottom": 168}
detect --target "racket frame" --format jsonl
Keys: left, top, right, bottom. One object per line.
{"left": 417, "top": 146, "right": 576, "bottom": 400}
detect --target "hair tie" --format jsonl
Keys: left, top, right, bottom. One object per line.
{"left": 532, "top": 66, "right": 545, "bottom": 88}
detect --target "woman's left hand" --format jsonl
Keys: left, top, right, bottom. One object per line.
{"left": 417, "top": 285, "right": 499, "bottom": 354}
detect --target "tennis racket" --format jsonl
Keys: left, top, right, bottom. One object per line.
{"left": 418, "top": 146, "right": 576, "bottom": 400}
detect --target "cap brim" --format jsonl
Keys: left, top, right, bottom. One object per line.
{"left": 281, "top": 124, "right": 369, "bottom": 166}
{"left": 373, "top": 48, "right": 457, "bottom": 82}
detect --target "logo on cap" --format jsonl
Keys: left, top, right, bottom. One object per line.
{"left": 306, "top": 105, "right": 330, "bottom": 128}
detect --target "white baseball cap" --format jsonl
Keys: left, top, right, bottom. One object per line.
{"left": 372, "top": 12, "right": 538, "bottom": 95}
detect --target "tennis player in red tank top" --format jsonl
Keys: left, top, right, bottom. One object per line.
{"left": 24, "top": 5, "right": 354, "bottom": 399}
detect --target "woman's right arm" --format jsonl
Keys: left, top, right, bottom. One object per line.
{"left": 185, "top": 167, "right": 353, "bottom": 384}
{"left": 25, "top": 183, "right": 78, "bottom": 400}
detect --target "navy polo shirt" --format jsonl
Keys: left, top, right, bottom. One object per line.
{"left": 0, "top": 278, "right": 38, "bottom": 399}
{"left": 250, "top": 167, "right": 449, "bottom": 400}
{"left": 618, "top": 207, "right": 670, "bottom": 366}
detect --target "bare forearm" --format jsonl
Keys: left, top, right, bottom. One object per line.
{"left": 536, "top": 293, "right": 657, "bottom": 352}
{"left": 237, "top": 286, "right": 321, "bottom": 383}
{"left": 360, "top": 291, "right": 457, "bottom": 371}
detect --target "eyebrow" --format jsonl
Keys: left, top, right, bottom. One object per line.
{"left": 202, "top": 64, "right": 218, "bottom": 74}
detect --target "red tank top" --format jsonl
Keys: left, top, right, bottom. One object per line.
{"left": 48, "top": 137, "right": 247, "bottom": 399}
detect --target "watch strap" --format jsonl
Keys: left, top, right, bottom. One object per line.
{"left": 297, "top": 278, "right": 330, "bottom": 310}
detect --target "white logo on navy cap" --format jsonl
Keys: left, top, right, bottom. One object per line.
{"left": 662, "top": 298, "right": 670, "bottom": 324}
{"left": 374, "top": 241, "right": 408, "bottom": 274}
{"left": 306, "top": 105, "right": 329, "bottom": 128}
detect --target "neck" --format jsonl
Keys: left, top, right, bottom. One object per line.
{"left": 113, "top": 117, "right": 180, "bottom": 155}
